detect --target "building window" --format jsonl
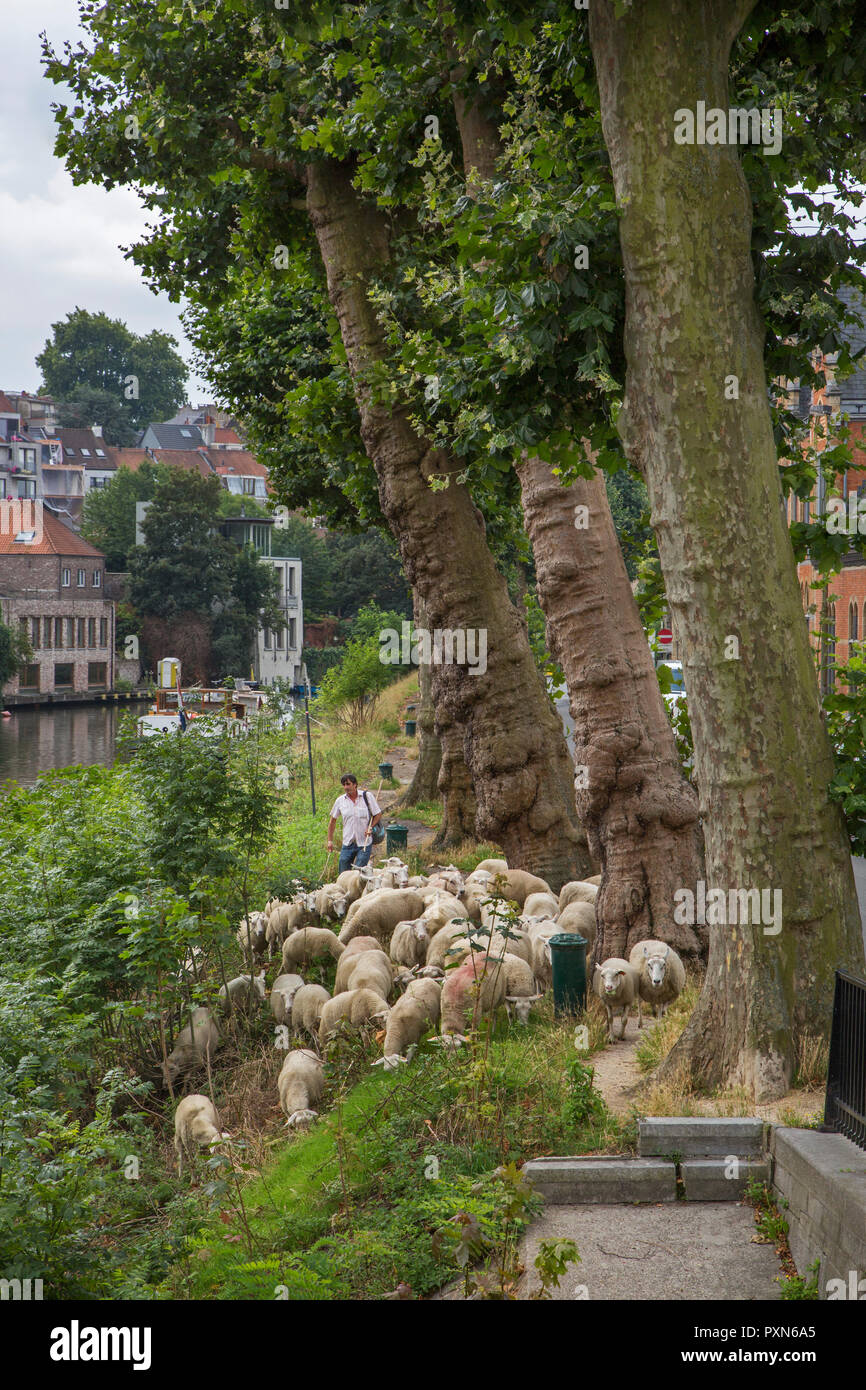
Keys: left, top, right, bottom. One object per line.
{"left": 87, "top": 617, "right": 96, "bottom": 647}
{"left": 80, "top": 448, "right": 91, "bottom": 458}
{"left": 18, "top": 480, "right": 36, "bottom": 499}
{"left": 77, "top": 568, "right": 86, "bottom": 587}
{"left": 54, "top": 662, "right": 74, "bottom": 688}
{"left": 0, "top": 479, "right": 6, "bottom": 499}
{"left": 821, "top": 604, "right": 836, "bottom": 695}
{"left": 289, "top": 618, "right": 297, "bottom": 649}
{"left": 288, "top": 566, "right": 295, "bottom": 596}
{"left": 54, "top": 617, "right": 64, "bottom": 649}
{"left": 87, "top": 662, "right": 107, "bottom": 688}
{"left": 263, "top": 627, "right": 271, "bottom": 650}
{"left": 19, "top": 663, "right": 40, "bottom": 690}
{"left": 19, "top": 617, "right": 28, "bottom": 641}
{"left": 99, "top": 617, "right": 107, "bottom": 646}
{"left": 77, "top": 617, "right": 86, "bottom": 648}
{"left": 43, "top": 616, "right": 53, "bottom": 647}
{"left": 21, "top": 448, "right": 35, "bottom": 466}
{"left": 851, "top": 603, "right": 860, "bottom": 643}
{"left": 274, "top": 625, "right": 284, "bottom": 649}
{"left": 30, "top": 617, "right": 40, "bottom": 649}
{"left": 92, "top": 570, "right": 101, "bottom": 588}
{"left": 65, "top": 616, "right": 74, "bottom": 648}
{"left": 61, "top": 567, "right": 71, "bottom": 586}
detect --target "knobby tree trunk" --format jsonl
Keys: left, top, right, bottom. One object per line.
{"left": 305, "top": 160, "right": 592, "bottom": 888}
{"left": 517, "top": 455, "right": 706, "bottom": 961}
{"left": 400, "top": 589, "right": 443, "bottom": 806}
{"left": 589, "top": 0, "right": 864, "bottom": 1098}
{"left": 431, "top": 697, "right": 478, "bottom": 850}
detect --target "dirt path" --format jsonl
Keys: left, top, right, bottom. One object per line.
{"left": 587, "top": 1017, "right": 659, "bottom": 1117}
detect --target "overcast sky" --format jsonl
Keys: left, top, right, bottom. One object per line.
{"left": 1, "top": 0, "right": 208, "bottom": 401}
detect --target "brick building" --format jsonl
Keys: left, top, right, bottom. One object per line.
{"left": 783, "top": 286, "right": 866, "bottom": 692}
{"left": 0, "top": 506, "right": 115, "bottom": 703}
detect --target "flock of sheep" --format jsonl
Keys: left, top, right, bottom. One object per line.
{"left": 170, "top": 855, "right": 686, "bottom": 1174}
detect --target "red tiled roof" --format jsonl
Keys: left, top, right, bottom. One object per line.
{"left": 209, "top": 450, "right": 269, "bottom": 477}
{"left": 152, "top": 448, "right": 216, "bottom": 478}
{"left": 214, "top": 427, "right": 242, "bottom": 445}
{"left": 105, "top": 448, "right": 152, "bottom": 471}
{"left": 0, "top": 505, "right": 104, "bottom": 558}
{"left": 0, "top": 392, "right": 17, "bottom": 415}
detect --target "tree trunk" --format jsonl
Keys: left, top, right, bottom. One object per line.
{"left": 431, "top": 699, "right": 478, "bottom": 850}
{"left": 305, "top": 160, "right": 592, "bottom": 888}
{"left": 400, "top": 589, "right": 443, "bottom": 806}
{"left": 517, "top": 454, "right": 706, "bottom": 961}
{"left": 589, "top": 0, "right": 865, "bottom": 1098}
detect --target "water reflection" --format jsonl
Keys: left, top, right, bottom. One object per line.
{"left": 0, "top": 702, "right": 149, "bottom": 789}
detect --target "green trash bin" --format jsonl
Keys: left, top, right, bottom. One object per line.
{"left": 378, "top": 762, "right": 393, "bottom": 780}
{"left": 404, "top": 720, "right": 417, "bottom": 736}
{"left": 549, "top": 933, "right": 588, "bottom": 1016}
{"left": 386, "top": 823, "right": 409, "bottom": 855}
{"left": 406, "top": 703, "right": 417, "bottom": 713}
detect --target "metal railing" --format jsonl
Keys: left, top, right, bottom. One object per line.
{"left": 824, "top": 967, "right": 866, "bottom": 1151}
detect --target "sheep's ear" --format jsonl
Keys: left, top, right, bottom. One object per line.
{"left": 643, "top": 944, "right": 649, "bottom": 957}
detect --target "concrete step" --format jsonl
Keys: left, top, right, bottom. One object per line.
{"left": 639, "top": 1117, "right": 767, "bottom": 1159}
{"left": 523, "top": 1156, "right": 677, "bottom": 1204}
{"left": 680, "top": 1157, "right": 771, "bottom": 1200}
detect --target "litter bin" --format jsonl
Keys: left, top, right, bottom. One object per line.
{"left": 378, "top": 762, "right": 393, "bottom": 780}
{"left": 404, "top": 720, "right": 417, "bottom": 736}
{"left": 548, "top": 933, "right": 588, "bottom": 1016}
{"left": 386, "top": 824, "right": 409, "bottom": 855}
{"left": 406, "top": 704, "right": 416, "bottom": 714}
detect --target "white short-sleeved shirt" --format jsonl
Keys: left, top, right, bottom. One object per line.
{"left": 330, "top": 789, "right": 381, "bottom": 847}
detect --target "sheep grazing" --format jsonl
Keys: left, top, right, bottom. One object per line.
{"left": 585, "top": 874, "right": 602, "bottom": 886}
{"left": 318, "top": 988, "right": 390, "bottom": 1046}
{"left": 390, "top": 918, "right": 430, "bottom": 968}
{"left": 339, "top": 888, "right": 426, "bottom": 947}
{"left": 269, "top": 972, "right": 305, "bottom": 1026}
{"left": 219, "top": 971, "right": 267, "bottom": 1015}
{"left": 278, "top": 1049, "right": 325, "bottom": 1129}
{"left": 527, "top": 920, "right": 560, "bottom": 990}
{"left": 425, "top": 864, "right": 465, "bottom": 897}
{"left": 556, "top": 900, "right": 597, "bottom": 952}
{"left": 523, "top": 890, "right": 560, "bottom": 921}
{"left": 173, "top": 1094, "right": 229, "bottom": 1176}
{"left": 592, "top": 958, "right": 639, "bottom": 1043}
{"left": 559, "top": 880, "right": 599, "bottom": 911}
{"left": 440, "top": 952, "right": 507, "bottom": 1038}
{"left": 162, "top": 1007, "right": 223, "bottom": 1087}
{"left": 500, "top": 953, "right": 543, "bottom": 1024}
{"left": 291, "top": 983, "right": 331, "bottom": 1038}
{"left": 312, "top": 883, "right": 349, "bottom": 921}
{"left": 265, "top": 898, "right": 310, "bottom": 955}
{"left": 628, "top": 940, "right": 686, "bottom": 1025}
{"left": 425, "top": 919, "right": 480, "bottom": 971}
{"left": 379, "top": 977, "right": 442, "bottom": 1061}
{"left": 334, "top": 947, "right": 393, "bottom": 1000}
{"left": 462, "top": 870, "right": 495, "bottom": 923}
{"left": 236, "top": 912, "right": 267, "bottom": 963}
{"left": 335, "top": 869, "right": 365, "bottom": 905}
{"left": 340, "top": 934, "right": 382, "bottom": 960}
{"left": 281, "top": 925, "right": 344, "bottom": 972}
{"left": 482, "top": 926, "right": 533, "bottom": 967}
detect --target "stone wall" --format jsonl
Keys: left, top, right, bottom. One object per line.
{"left": 771, "top": 1127, "right": 866, "bottom": 1298}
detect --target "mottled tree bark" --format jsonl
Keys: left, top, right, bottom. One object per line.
{"left": 517, "top": 455, "right": 706, "bottom": 961}
{"left": 589, "top": 0, "right": 864, "bottom": 1098}
{"left": 432, "top": 698, "right": 478, "bottom": 849}
{"left": 306, "top": 160, "right": 591, "bottom": 887}
{"left": 400, "top": 590, "right": 443, "bottom": 806}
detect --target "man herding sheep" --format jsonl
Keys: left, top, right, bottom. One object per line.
{"left": 326, "top": 773, "right": 383, "bottom": 872}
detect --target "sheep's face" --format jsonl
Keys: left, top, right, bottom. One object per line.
{"left": 330, "top": 892, "right": 348, "bottom": 918}
{"left": 644, "top": 952, "right": 668, "bottom": 987}
{"left": 600, "top": 967, "right": 627, "bottom": 996}
{"left": 411, "top": 920, "right": 428, "bottom": 944}
{"left": 506, "top": 995, "right": 540, "bottom": 1024}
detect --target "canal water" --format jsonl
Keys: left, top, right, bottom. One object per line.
{"left": 0, "top": 702, "right": 149, "bottom": 788}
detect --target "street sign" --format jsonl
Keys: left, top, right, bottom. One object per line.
{"left": 657, "top": 628, "right": 673, "bottom": 646}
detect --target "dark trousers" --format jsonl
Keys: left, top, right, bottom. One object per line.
{"left": 339, "top": 841, "right": 372, "bottom": 873}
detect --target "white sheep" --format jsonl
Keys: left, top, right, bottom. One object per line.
{"left": 281, "top": 926, "right": 345, "bottom": 971}
{"left": 390, "top": 918, "right": 431, "bottom": 968}
{"left": 339, "top": 888, "right": 426, "bottom": 947}
{"left": 334, "top": 947, "right": 393, "bottom": 1000}
{"left": 473, "top": 858, "right": 509, "bottom": 874}
{"left": 628, "top": 940, "right": 686, "bottom": 1024}
{"left": 440, "top": 952, "right": 507, "bottom": 1038}
{"left": 291, "top": 983, "right": 331, "bottom": 1038}
{"left": 500, "top": 952, "right": 543, "bottom": 1024}
{"left": 592, "top": 958, "right": 639, "bottom": 1043}
{"left": 162, "top": 1007, "right": 223, "bottom": 1087}
{"left": 500, "top": 869, "right": 553, "bottom": 907}
{"left": 557, "top": 900, "right": 597, "bottom": 952}
{"left": 407, "top": 874, "right": 428, "bottom": 889}
{"left": 173, "top": 1094, "right": 229, "bottom": 1175}
{"left": 318, "top": 988, "right": 390, "bottom": 1045}
{"left": 278, "top": 1048, "right": 325, "bottom": 1129}
{"left": 219, "top": 970, "right": 267, "bottom": 1015}
{"left": 420, "top": 891, "right": 469, "bottom": 935}
{"left": 527, "top": 920, "right": 560, "bottom": 990}
{"left": 335, "top": 868, "right": 365, "bottom": 904}
{"left": 312, "top": 883, "right": 349, "bottom": 921}
{"left": 265, "top": 898, "right": 309, "bottom": 955}
{"left": 378, "top": 977, "right": 442, "bottom": 1061}
{"left": 523, "top": 891, "right": 560, "bottom": 920}
{"left": 425, "top": 864, "right": 465, "bottom": 897}
{"left": 425, "top": 919, "right": 480, "bottom": 971}
{"left": 462, "top": 870, "right": 495, "bottom": 923}
{"left": 269, "top": 972, "right": 305, "bottom": 1026}
{"left": 236, "top": 912, "right": 267, "bottom": 963}
{"left": 559, "top": 880, "right": 599, "bottom": 910}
